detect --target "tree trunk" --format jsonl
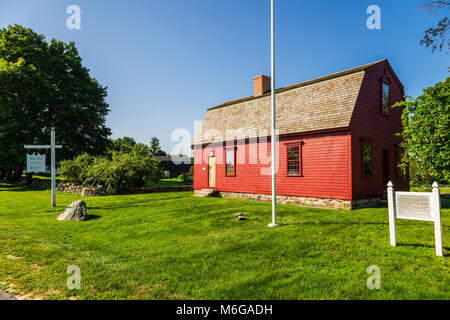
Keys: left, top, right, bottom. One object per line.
{"left": 12, "top": 162, "right": 24, "bottom": 183}
{"left": 5, "top": 169, "right": 12, "bottom": 182}
{"left": 25, "top": 172, "right": 33, "bottom": 186}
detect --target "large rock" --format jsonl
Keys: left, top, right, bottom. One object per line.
{"left": 57, "top": 201, "right": 88, "bottom": 221}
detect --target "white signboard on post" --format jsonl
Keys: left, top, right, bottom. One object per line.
{"left": 26, "top": 153, "right": 46, "bottom": 173}
{"left": 387, "top": 181, "right": 443, "bottom": 257}
{"left": 25, "top": 128, "right": 62, "bottom": 207}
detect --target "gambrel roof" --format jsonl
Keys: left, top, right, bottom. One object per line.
{"left": 193, "top": 60, "right": 387, "bottom": 146}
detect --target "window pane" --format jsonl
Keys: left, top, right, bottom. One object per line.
{"left": 382, "top": 83, "right": 390, "bottom": 115}
{"left": 226, "top": 149, "right": 235, "bottom": 176}
{"left": 363, "top": 143, "right": 372, "bottom": 177}
{"left": 287, "top": 146, "right": 300, "bottom": 175}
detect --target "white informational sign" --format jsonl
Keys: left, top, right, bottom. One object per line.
{"left": 387, "top": 181, "right": 443, "bottom": 257}
{"left": 25, "top": 128, "right": 62, "bottom": 207}
{"left": 26, "top": 153, "right": 46, "bottom": 173}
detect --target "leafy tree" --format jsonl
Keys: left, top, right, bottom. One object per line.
{"left": 119, "top": 137, "right": 137, "bottom": 148}
{"left": 149, "top": 137, "right": 167, "bottom": 156}
{"left": 149, "top": 137, "right": 161, "bottom": 155}
{"left": 110, "top": 137, "right": 137, "bottom": 153}
{"left": 131, "top": 143, "right": 152, "bottom": 158}
{"left": 0, "top": 58, "right": 43, "bottom": 181}
{"left": 0, "top": 25, "right": 111, "bottom": 182}
{"left": 394, "top": 77, "right": 449, "bottom": 183}
{"left": 420, "top": 1, "right": 449, "bottom": 52}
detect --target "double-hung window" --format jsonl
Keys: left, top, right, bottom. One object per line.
{"left": 381, "top": 83, "right": 390, "bottom": 116}
{"left": 225, "top": 148, "right": 236, "bottom": 176}
{"left": 362, "top": 142, "right": 373, "bottom": 177}
{"left": 287, "top": 143, "right": 302, "bottom": 176}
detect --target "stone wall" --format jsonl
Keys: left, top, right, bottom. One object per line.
{"left": 28, "top": 179, "right": 191, "bottom": 197}
{"left": 57, "top": 182, "right": 106, "bottom": 197}
{"left": 28, "top": 179, "right": 53, "bottom": 190}
{"left": 194, "top": 189, "right": 380, "bottom": 210}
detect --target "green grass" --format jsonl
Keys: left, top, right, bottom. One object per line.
{"left": 145, "top": 177, "right": 193, "bottom": 188}
{"left": 0, "top": 183, "right": 448, "bottom": 300}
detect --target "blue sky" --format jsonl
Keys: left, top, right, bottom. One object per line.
{"left": 0, "top": 0, "right": 448, "bottom": 153}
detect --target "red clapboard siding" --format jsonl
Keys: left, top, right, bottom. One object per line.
{"left": 194, "top": 131, "right": 352, "bottom": 200}
{"left": 349, "top": 61, "right": 409, "bottom": 199}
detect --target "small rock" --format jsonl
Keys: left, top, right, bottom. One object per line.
{"left": 236, "top": 215, "right": 246, "bottom": 221}
{"left": 235, "top": 212, "right": 243, "bottom": 217}
{"left": 58, "top": 201, "right": 88, "bottom": 221}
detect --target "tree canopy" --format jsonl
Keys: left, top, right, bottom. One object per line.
{"left": 0, "top": 25, "right": 111, "bottom": 181}
{"left": 420, "top": 1, "right": 449, "bottom": 53}
{"left": 149, "top": 137, "right": 167, "bottom": 156}
{"left": 395, "top": 77, "right": 449, "bottom": 184}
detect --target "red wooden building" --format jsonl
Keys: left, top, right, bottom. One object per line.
{"left": 193, "top": 60, "right": 409, "bottom": 209}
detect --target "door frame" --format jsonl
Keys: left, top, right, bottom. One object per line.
{"left": 208, "top": 156, "right": 216, "bottom": 188}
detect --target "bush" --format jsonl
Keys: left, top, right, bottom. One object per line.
{"left": 58, "top": 153, "right": 94, "bottom": 185}
{"left": 59, "top": 151, "right": 163, "bottom": 194}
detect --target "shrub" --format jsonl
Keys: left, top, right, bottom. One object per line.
{"left": 59, "top": 151, "right": 163, "bottom": 194}
{"left": 58, "top": 153, "right": 94, "bottom": 185}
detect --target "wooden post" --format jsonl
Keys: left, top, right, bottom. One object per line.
{"left": 432, "top": 182, "right": 443, "bottom": 257}
{"left": 387, "top": 181, "right": 396, "bottom": 247}
{"left": 51, "top": 128, "right": 56, "bottom": 207}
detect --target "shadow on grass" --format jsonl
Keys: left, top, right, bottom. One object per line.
{"left": 0, "top": 185, "right": 52, "bottom": 193}
{"left": 397, "top": 242, "right": 449, "bottom": 256}
{"left": 0, "top": 184, "right": 27, "bottom": 191}
{"left": 87, "top": 214, "right": 101, "bottom": 220}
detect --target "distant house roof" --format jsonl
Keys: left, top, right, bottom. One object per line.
{"left": 193, "top": 60, "right": 388, "bottom": 146}
{"left": 153, "top": 156, "right": 192, "bottom": 163}
{"left": 153, "top": 156, "right": 192, "bottom": 174}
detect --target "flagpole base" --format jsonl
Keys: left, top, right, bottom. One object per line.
{"left": 268, "top": 223, "right": 280, "bottom": 228}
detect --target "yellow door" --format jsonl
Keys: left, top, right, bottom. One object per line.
{"left": 208, "top": 157, "right": 216, "bottom": 188}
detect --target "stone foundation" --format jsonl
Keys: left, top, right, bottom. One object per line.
{"left": 194, "top": 189, "right": 380, "bottom": 210}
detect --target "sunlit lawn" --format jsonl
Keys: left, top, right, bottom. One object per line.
{"left": 0, "top": 183, "right": 448, "bottom": 300}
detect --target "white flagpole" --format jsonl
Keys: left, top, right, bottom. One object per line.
{"left": 51, "top": 127, "right": 56, "bottom": 207}
{"left": 268, "top": 0, "right": 279, "bottom": 228}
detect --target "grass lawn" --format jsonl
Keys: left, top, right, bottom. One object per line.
{"left": 145, "top": 177, "right": 193, "bottom": 188}
{"left": 0, "top": 183, "right": 448, "bottom": 300}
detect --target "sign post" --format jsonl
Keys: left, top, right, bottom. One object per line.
{"left": 25, "top": 128, "right": 62, "bottom": 207}
{"left": 387, "top": 181, "right": 443, "bottom": 257}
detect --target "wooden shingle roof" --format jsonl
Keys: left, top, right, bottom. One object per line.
{"left": 193, "top": 60, "right": 385, "bottom": 145}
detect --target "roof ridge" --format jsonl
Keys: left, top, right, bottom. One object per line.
{"left": 207, "top": 59, "right": 386, "bottom": 111}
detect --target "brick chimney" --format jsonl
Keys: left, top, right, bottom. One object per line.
{"left": 253, "top": 75, "right": 271, "bottom": 96}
